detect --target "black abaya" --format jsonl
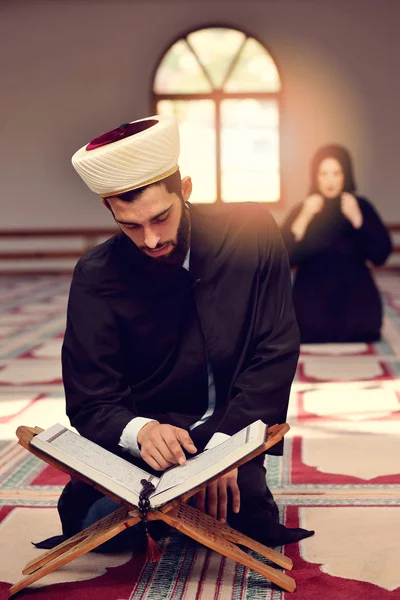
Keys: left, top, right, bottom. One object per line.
{"left": 281, "top": 196, "right": 392, "bottom": 343}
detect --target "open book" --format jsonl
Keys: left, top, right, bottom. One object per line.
{"left": 30, "top": 420, "right": 268, "bottom": 508}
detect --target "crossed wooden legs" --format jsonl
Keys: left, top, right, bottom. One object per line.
{"left": 156, "top": 503, "right": 295, "bottom": 592}
{"left": 9, "top": 507, "right": 141, "bottom": 596}
{"left": 9, "top": 503, "right": 295, "bottom": 597}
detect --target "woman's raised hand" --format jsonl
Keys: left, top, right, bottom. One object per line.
{"left": 303, "top": 193, "right": 324, "bottom": 217}
{"left": 341, "top": 192, "right": 363, "bottom": 229}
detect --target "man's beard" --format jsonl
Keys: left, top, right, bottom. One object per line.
{"left": 145, "top": 203, "right": 191, "bottom": 267}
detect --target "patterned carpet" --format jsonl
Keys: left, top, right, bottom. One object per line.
{"left": 0, "top": 273, "right": 399, "bottom": 599}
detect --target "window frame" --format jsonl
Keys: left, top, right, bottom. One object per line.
{"left": 151, "top": 24, "right": 285, "bottom": 207}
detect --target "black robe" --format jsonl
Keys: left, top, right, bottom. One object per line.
{"left": 280, "top": 196, "right": 392, "bottom": 343}
{"left": 62, "top": 202, "right": 299, "bottom": 457}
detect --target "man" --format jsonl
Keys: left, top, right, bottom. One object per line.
{"left": 56, "top": 115, "right": 313, "bottom": 551}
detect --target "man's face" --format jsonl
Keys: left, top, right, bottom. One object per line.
{"left": 105, "top": 178, "right": 191, "bottom": 265}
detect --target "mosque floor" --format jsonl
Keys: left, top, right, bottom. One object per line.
{"left": 0, "top": 273, "right": 399, "bottom": 599}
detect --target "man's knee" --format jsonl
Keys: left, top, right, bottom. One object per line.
{"left": 58, "top": 478, "right": 104, "bottom": 537}
{"left": 237, "top": 452, "right": 267, "bottom": 498}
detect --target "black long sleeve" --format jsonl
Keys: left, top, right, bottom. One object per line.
{"left": 62, "top": 263, "right": 138, "bottom": 451}
{"left": 280, "top": 204, "right": 303, "bottom": 266}
{"left": 355, "top": 198, "right": 392, "bottom": 265}
{"left": 216, "top": 211, "right": 300, "bottom": 446}
{"left": 280, "top": 203, "right": 336, "bottom": 266}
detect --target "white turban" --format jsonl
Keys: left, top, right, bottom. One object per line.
{"left": 71, "top": 115, "right": 180, "bottom": 198}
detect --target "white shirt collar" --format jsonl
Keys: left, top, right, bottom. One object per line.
{"left": 182, "top": 249, "right": 190, "bottom": 271}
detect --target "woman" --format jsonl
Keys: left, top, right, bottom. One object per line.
{"left": 281, "top": 145, "right": 392, "bottom": 343}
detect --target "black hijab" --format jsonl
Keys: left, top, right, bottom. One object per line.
{"left": 309, "top": 144, "right": 357, "bottom": 195}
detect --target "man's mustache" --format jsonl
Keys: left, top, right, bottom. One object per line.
{"left": 140, "top": 241, "right": 175, "bottom": 252}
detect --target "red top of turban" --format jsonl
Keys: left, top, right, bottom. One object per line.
{"left": 86, "top": 119, "right": 158, "bottom": 151}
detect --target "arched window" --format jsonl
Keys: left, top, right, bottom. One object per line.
{"left": 152, "top": 27, "right": 282, "bottom": 204}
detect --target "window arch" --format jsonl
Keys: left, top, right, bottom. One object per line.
{"left": 152, "top": 26, "right": 282, "bottom": 204}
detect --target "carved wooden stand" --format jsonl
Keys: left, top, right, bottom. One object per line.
{"left": 9, "top": 423, "right": 295, "bottom": 596}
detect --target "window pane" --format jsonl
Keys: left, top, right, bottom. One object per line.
{"left": 187, "top": 28, "right": 246, "bottom": 89}
{"left": 154, "top": 40, "right": 212, "bottom": 94}
{"left": 157, "top": 100, "right": 216, "bottom": 203}
{"left": 225, "top": 38, "right": 281, "bottom": 92}
{"left": 221, "top": 99, "right": 280, "bottom": 202}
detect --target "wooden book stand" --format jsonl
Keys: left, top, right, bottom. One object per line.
{"left": 9, "top": 423, "right": 296, "bottom": 596}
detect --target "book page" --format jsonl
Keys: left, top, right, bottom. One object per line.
{"left": 156, "top": 422, "right": 260, "bottom": 495}
{"left": 35, "top": 427, "right": 157, "bottom": 496}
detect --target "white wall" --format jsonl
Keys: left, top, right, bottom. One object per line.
{"left": 1, "top": 0, "right": 399, "bottom": 230}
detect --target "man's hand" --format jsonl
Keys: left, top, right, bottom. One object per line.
{"left": 341, "top": 192, "right": 363, "bottom": 229}
{"left": 137, "top": 422, "right": 197, "bottom": 471}
{"left": 195, "top": 468, "right": 240, "bottom": 523}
